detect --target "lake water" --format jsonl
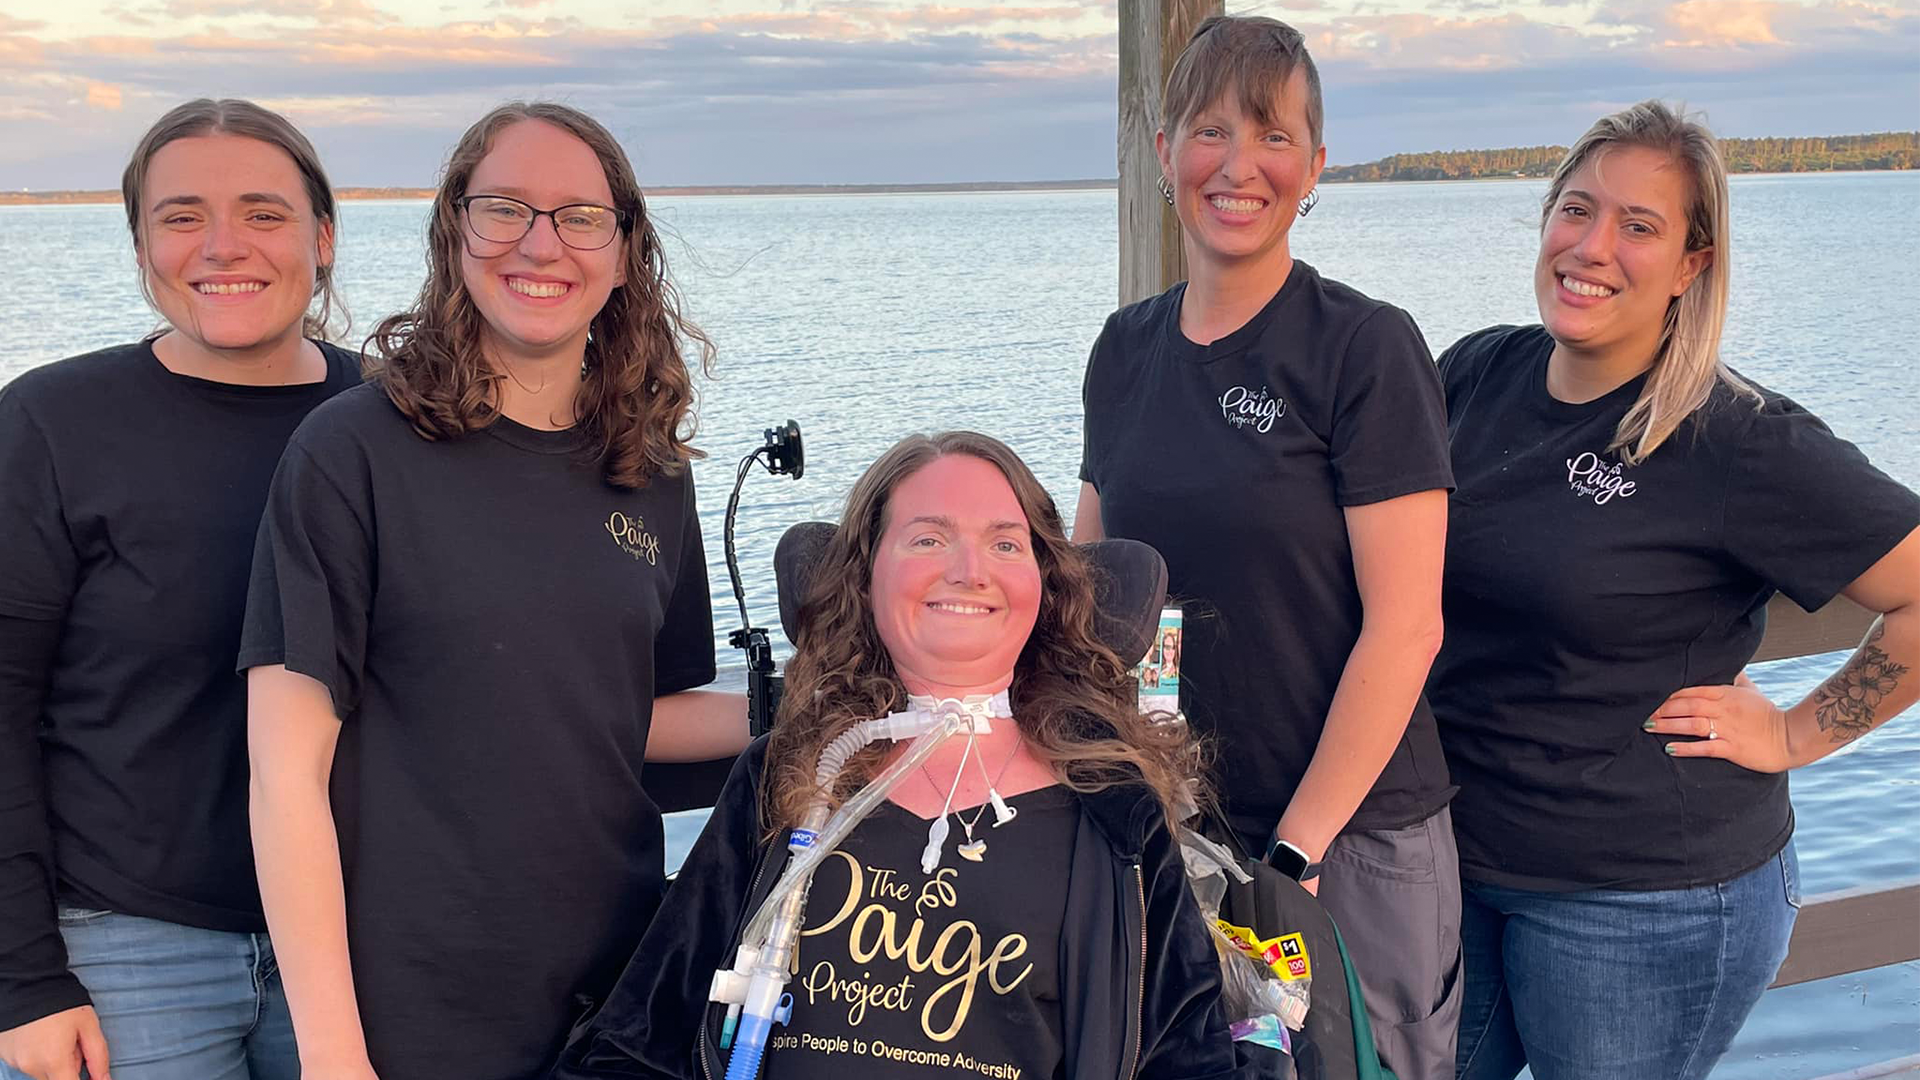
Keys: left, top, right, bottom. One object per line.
{"left": 2, "top": 173, "right": 1915, "bottom": 1076}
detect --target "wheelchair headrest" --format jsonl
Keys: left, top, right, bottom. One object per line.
{"left": 772, "top": 522, "right": 1169, "bottom": 667}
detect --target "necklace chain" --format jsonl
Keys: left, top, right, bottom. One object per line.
{"left": 922, "top": 734, "right": 1023, "bottom": 842}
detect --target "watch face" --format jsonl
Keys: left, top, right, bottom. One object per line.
{"left": 1267, "top": 842, "right": 1309, "bottom": 881}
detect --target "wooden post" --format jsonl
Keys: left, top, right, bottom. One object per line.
{"left": 1118, "top": 0, "right": 1221, "bottom": 307}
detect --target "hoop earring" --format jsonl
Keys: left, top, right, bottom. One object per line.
{"left": 1298, "top": 188, "right": 1319, "bottom": 217}
{"left": 1157, "top": 175, "right": 1175, "bottom": 206}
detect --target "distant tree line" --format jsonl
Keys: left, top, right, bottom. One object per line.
{"left": 1322, "top": 133, "right": 1919, "bottom": 183}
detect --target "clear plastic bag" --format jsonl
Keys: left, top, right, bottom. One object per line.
{"left": 1178, "top": 827, "right": 1312, "bottom": 1037}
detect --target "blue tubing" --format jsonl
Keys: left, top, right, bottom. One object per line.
{"left": 725, "top": 1011, "right": 775, "bottom": 1080}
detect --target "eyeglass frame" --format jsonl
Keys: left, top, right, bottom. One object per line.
{"left": 454, "top": 193, "right": 635, "bottom": 251}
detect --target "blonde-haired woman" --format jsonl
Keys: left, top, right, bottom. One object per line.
{"left": 1432, "top": 101, "right": 1920, "bottom": 1080}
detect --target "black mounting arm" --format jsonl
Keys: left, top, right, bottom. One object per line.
{"left": 723, "top": 420, "right": 804, "bottom": 738}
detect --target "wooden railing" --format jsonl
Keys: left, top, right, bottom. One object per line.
{"left": 1754, "top": 590, "right": 1920, "bottom": 995}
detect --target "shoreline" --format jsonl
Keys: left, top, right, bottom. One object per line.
{"left": 4, "top": 165, "right": 1914, "bottom": 206}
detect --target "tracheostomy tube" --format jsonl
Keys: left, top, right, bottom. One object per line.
{"left": 708, "top": 694, "right": 1004, "bottom": 1080}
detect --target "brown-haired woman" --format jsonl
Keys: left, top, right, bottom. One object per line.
{"left": 1076, "top": 15, "right": 1457, "bottom": 1078}
{"left": 551, "top": 431, "right": 1261, "bottom": 1080}
{"left": 240, "top": 103, "right": 746, "bottom": 1078}
{"left": 0, "top": 99, "right": 357, "bottom": 1080}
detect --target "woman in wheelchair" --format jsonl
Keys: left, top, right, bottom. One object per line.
{"left": 550, "top": 430, "right": 1265, "bottom": 1080}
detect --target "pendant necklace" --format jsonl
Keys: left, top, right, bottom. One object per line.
{"left": 922, "top": 732, "right": 1023, "bottom": 864}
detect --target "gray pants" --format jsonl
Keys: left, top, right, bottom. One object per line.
{"left": 1318, "top": 806, "right": 1464, "bottom": 1080}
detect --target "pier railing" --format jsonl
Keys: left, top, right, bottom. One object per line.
{"left": 1756, "top": 591, "right": 1919, "bottom": 993}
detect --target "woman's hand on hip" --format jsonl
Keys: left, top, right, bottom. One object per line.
{"left": 1647, "top": 672, "right": 1794, "bottom": 771}
{"left": 0, "top": 1005, "right": 110, "bottom": 1080}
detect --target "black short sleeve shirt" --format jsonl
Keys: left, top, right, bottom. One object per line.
{"left": 1080, "top": 263, "right": 1457, "bottom": 837}
{"left": 238, "top": 383, "right": 717, "bottom": 1078}
{"left": 1431, "top": 325, "right": 1920, "bottom": 891}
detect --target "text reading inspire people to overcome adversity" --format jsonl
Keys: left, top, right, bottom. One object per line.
{"left": 765, "top": 1032, "right": 1027, "bottom": 1079}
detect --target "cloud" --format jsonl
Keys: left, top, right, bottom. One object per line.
{"left": 1, "top": 0, "right": 1915, "bottom": 188}
{"left": 85, "top": 82, "right": 124, "bottom": 110}
{"left": 143, "top": 0, "right": 397, "bottom": 24}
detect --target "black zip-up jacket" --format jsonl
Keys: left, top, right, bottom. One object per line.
{"left": 550, "top": 737, "right": 1278, "bottom": 1080}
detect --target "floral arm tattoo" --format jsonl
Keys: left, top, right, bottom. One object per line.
{"left": 1811, "top": 623, "right": 1910, "bottom": 743}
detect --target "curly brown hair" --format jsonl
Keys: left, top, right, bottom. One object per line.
{"left": 369, "top": 102, "right": 713, "bottom": 487}
{"left": 764, "top": 431, "right": 1200, "bottom": 835}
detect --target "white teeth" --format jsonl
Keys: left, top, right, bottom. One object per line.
{"left": 1210, "top": 195, "right": 1264, "bottom": 214}
{"left": 930, "top": 602, "right": 990, "bottom": 615}
{"left": 507, "top": 278, "right": 568, "bottom": 298}
{"left": 1561, "top": 275, "right": 1615, "bottom": 298}
{"left": 195, "top": 282, "right": 264, "bottom": 295}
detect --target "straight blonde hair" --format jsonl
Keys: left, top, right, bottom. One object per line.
{"left": 1544, "top": 101, "right": 1758, "bottom": 465}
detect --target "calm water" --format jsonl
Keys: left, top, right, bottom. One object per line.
{"left": 2, "top": 174, "right": 1915, "bottom": 1076}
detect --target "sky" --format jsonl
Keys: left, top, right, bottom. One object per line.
{"left": 1, "top": 0, "right": 1915, "bottom": 189}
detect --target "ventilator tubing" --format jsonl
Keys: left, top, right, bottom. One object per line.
{"left": 712, "top": 698, "right": 989, "bottom": 1080}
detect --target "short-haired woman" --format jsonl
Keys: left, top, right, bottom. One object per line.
{"left": 1076, "top": 17, "right": 1458, "bottom": 1078}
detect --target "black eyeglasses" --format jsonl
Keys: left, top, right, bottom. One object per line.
{"left": 456, "top": 194, "right": 629, "bottom": 251}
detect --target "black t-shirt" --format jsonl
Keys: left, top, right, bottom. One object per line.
{"left": 0, "top": 339, "right": 359, "bottom": 1029}
{"left": 1080, "top": 262, "right": 1457, "bottom": 838}
{"left": 1432, "top": 325, "right": 1920, "bottom": 891}
{"left": 237, "top": 382, "right": 717, "bottom": 1079}
{"left": 767, "top": 787, "right": 1075, "bottom": 1080}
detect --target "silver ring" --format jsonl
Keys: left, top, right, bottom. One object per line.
{"left": 1708, "top": 720, "right": 1719, "bottom": 741}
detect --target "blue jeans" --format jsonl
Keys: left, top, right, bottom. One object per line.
{"left": 0, "top": 907, "right": 298, "bottom": 1080}
{"left": 1455, "top": 845, "right": 1799, "bottom": 1080}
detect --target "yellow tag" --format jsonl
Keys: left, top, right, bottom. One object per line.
{"left": 1273, "top": 932, "right": 1311, "bottom": 982}
{"left": 1214, "top": 922, "right": 1311, "bottom": 981}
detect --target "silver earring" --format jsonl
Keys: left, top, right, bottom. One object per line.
{"left": 1157, "top": 175, "right": 1175, "bottom": 206}
{"left": 1298, "top": 188, "right": 1319, "bottom": 217}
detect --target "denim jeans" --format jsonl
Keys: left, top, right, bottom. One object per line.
{"left": 1455, "top": 844, "right": 1800, "bottom": 1080}
{"left": 0, "top": 907, "right": 298, "bottom": 1080}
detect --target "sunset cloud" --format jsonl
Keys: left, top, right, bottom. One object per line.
{"left": 0, "top": 0, "right": 1913, "bottom": 190}
{"left": 84, "top": 82, "right": 124, "bottom": 110}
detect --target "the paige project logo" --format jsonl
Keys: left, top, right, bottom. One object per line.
{"left": 604, "top": 511, "right": 662, "bottom": 564}
{"left": 1219, "top": 384, "right": 1286, "bottom": 434}
{"left": 1565, "top": 451, "right": 1638, "bottom": 506}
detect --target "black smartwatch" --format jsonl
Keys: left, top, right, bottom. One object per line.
{"left": 1263, "top": 836, "right": 1322, "bottom": 884}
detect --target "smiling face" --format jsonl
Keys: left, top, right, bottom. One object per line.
{"left": 1535, "top": 143, "right": 1711, "bottom": 366}
{"left": 1157, "top": 68, "right": 1325, "bottom": 276}
{"left": 137, "top": 133, "right": 332, "bottom": 355}
{"left": 458, "top": 119, "right": 627, "bottom": 368}
{"left": 869, "top": 453, "right": 1043, "bottom": 695}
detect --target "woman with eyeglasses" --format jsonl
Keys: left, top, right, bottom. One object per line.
{"left": 0, "top": 99, "right": 356, "bottom": 1080}
{"left": 241, "top": 102, "right": 746, "bottom": 1079}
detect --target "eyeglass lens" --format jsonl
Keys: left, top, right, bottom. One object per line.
{"left": 463, "top": 196, "right": 618, "bottom": 249}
